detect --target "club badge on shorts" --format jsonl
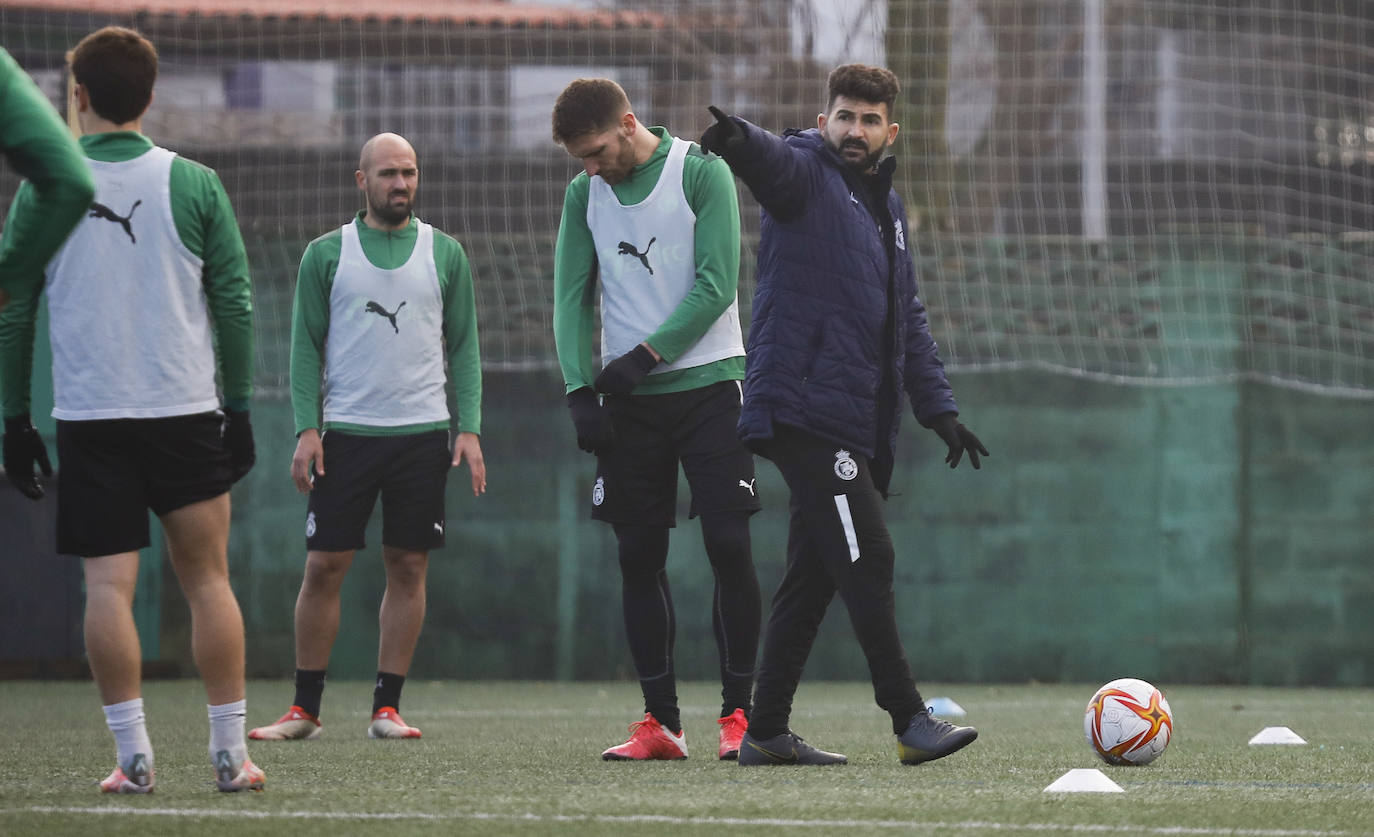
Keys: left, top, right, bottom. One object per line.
{"left": 833, "top": 449, "right": 858, "bottom": 481}
{"left": 305, "top": 510, "right": 317, "bottom": 537}
{"left": 592, "top": 476, "right": 606, "bottom": 506}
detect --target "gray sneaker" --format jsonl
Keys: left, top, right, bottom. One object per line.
{"left": 897, "top": 710, "right": 977, "bottom": 765}
{"left": 738, "top": 730, "right": 847, "bottom": 766}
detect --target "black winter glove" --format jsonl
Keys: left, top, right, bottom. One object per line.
{"left": 3, "top": 414, "right": 53, "bottom": 500}
{"left": 594, "top": 344, "right": 658, "bottom": 396}
{"left": 929, "top": 412, "right": 989, "bottom": 470}
{"left": 699, "top": 106, "right": 746, "bottom": 157}
{"left": 222, "top": 408, "right": 256, "bottom": 483}
{"left": 567, "top": 387, "right": 615, "bottom": 455}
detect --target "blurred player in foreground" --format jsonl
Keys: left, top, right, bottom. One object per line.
{"left": 250, "top": 132, "right": 484, "bottom": 742}
{"left": 0, "top": 26, "right": 261, "bottom": 792}
{"left": 0, "top": 47, "right": 93, "bottom": 312}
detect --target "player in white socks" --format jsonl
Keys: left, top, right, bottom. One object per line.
{"left": 0, "top": 27, "right": 262, "bottom": 792}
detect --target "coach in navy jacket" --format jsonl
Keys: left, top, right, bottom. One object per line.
{"left": 726, "top": 118, "right": 954, "bottom": 494}
{"left": 700, "top": 64, "right": 988, "bottom": 767}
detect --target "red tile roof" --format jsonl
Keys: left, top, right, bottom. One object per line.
{"left": 0, "top": 0, "right": 668, "bottom": 28}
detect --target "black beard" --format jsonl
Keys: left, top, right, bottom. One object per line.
{"left": 369, "top": 197, "right": 412, "bottom": 226}
{"left": 828, "top": 136, "right": 885, "bottom": 173}
{"left": 841, "top": 142, "right": 884, "bottom": 173}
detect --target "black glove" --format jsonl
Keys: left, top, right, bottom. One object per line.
{"left": 3, "top": 414, "right": 53, "bottom": 500}
{"left": 222, "top": 408, "right": 256, "bottom": 483}
{"left": 567, "top": 387, "right": 615, "bottom": 454}
{"left": 594, "top": 344, "right": 658, "bottom": 396}
{"left": 699, "top": 105, "right": 745, "bottom": 157}
{"left": 929, "top": 412, "right": 988, "bottom": 470}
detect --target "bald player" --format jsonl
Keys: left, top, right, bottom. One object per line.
{"left": 249, "top": 132, "right": 485, "bottom": 742}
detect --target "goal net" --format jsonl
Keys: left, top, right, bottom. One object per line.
{"left": 2, "top": 0, "right": 1373, "bottom": 396}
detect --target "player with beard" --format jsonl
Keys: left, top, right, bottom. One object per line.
{"left": 700, "top": 64, "right": 988, "bottom": 766}
{"left": 551, "top": 78, "right": 762, "bottom": 761}
{"left": 249, "top": 133, "right": 486, "bottom": 742}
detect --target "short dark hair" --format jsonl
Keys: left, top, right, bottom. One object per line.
{"left": 551, "top": 78, "right": 630, "bottom": 145}
{"left": 826, "top": 64, "right": 899, "bottom": 117}
{"left": 69, "top": 27, "right": 157, "bottom": 125}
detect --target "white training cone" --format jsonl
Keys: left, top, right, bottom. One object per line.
{"left": 1043, "top": 768, "right": 1124, "bottom": 793}
{"left": 924, "top": 697, "right": 967, "bottom": 717}
{"left": 1248, "top": 726, "right": 1306, "bottom": 745}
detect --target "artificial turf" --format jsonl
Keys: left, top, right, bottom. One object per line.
{"left": 1, "top": 680, "right": 1371, "bottom": 835}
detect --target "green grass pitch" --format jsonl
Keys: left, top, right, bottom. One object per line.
{"left": 1, "top": 680, "right": 1371, "bottom": 835}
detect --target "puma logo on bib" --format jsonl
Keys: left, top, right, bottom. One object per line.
{"left": 364, "top": 300, "right": 406, "bottom": 333}
{"left": 89, "top": 199, "right": 141, "bottom": 244}
{"left": 617, "top": 237, "right": 656, "bottom": 274}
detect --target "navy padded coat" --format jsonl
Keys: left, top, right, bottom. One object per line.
{"left": 721, "top": 121, "right": 956, "bottom": 493}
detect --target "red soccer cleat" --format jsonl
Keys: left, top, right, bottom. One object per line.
{"left": 601, "top": 713, "right": 688, "bottom": 760}
{"left": 716, "top": 708, "right": 748, "bottom": 760}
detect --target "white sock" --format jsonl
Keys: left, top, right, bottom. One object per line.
{"left": 208, "top": 699, "right": 248, "bottom": 767}
{"left": 102, "top": 698, "right": 153, "bottom": 772}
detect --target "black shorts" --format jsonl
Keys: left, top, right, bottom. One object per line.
{"left": 591, "top": 380, "right": 761, "bottom": 527}
{"left": 55, "top": 412, "right": 234, "bottom": 557}
{"left": 305, "top": 430, "right": 451, "bottom": 552}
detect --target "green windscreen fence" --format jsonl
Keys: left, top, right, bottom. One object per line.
{"left": 2, "top": 1, "right": 1372, "bottom": 685}
{"left": 4, "top": 2, "right": 1374, "bottom": 396}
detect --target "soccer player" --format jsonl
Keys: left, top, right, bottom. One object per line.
{"left": 0, "top": 27, "right": 262, "bottom": 792}
{"left": 249, "top": 132, "right": 485, "bottom": 742}
{"left": 551, "top": 79, "right": 762, "bottom": 761}
{"left": 700, "top": 64, "right": 988, "bottom": 766}
{"left": 0, "top": 47, "right": 94, "bottom": 314}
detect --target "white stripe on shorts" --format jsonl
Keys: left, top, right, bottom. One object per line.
{"left": 833, "top": 494, "right": 860, "bottom": 563}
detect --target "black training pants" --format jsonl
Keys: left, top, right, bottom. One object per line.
{"left": 748, "top": 424, "right": 924, "bottom": 739}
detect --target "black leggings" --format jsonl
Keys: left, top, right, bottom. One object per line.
{"left": 614, "top": 509, "right": 760, "bottom": 730}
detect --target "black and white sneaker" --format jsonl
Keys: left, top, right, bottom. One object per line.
{"left": 738, "top": 730, "right": 847, "bottom": 766}
{"left": 897, "top": 710, "right": 978, "bottom": 765}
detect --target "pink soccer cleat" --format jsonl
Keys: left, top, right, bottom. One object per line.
{"left": 368, "top": 706, "right": 422, "bottom": 739}
{"left": 99, "top": 753, "right": 154, "bottom": 794}
{"left": 214, "top": 750, "right": 265, "bottom": 792}
{"left": 248, "top": 705, "right": 321, "bottom": 741}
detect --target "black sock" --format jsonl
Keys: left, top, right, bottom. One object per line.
{"left": 292, "top": 669, "right": 326, "bottom": 718}
{"left": 373, "top": 671, "right": 406, "bottom": 714}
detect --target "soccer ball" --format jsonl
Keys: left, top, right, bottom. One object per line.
{"left": 1084, "top": 678, "right": 1173, "bottom": 765}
